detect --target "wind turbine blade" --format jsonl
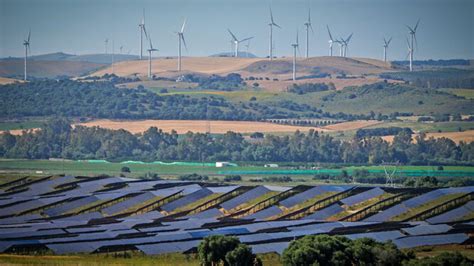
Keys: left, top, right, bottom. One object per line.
{"left": 143, "top": 25, "right": 149, "bottom": 40}
{"left": 346, "top": 33, "right": 353, "bottom": 43}
{"left": 326, "top": 25, "right": 333, "bottom": 41}
{"left": 180, "top": 18, "right": 187, "bottom": 33}
{"left": 270, "top": 6, "right": 274, "bottom": 24}
{"left": 227, "top": 29, "right": 238, "bottom": 41}
{"left": 240, "top": 37, "right": 254, "bottom": 43}
{"left": 414, "top": 19, "right": 420, "bottom": 32}
{"left": 27, "top": 30, "right": 31, "bottom": 43}
{"left": 310, "top": 24, "right": 315, "bottom": 35}
{"left": 181, "top": 35, "right": 188, "bottom": 52}
{"left": 142, "top": 8, "right": 145, "bottom": 24}
{"left": 296, "top": 30, "right": 299, "bottom": 45}
{"left": 273, "top": 22, "right": 281, "bottom": 29}
{"left": 414, "top": 34, "right": 418, "bottom": 50}
{"left": 406, "top": 25, "right": 414, "bottom": 33}
{"left": 388, "top": 37, "right": 392, "bottom": 45}
{"left": 406, "top": 38, "right": 411, "bottom": 49}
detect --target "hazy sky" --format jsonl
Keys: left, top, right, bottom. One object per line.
{"left": 1, "top": 0, "right": 473, "bottom": 60}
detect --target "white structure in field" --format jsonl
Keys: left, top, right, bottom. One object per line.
{"left": 264, "top": 164, "right": 279, "bottom": 168}
{"left": 216, "top": 162, "right": 232, "bottom": 168}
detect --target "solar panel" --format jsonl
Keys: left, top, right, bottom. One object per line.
{"left": 208, "top": 186, "right": 239, "bottom": 194}
{"left": 188, "top": 208, "right": 223, "bottom": 219}
{"left": 251, "top": 242, "right": 289, "bottom": 255}
{"left": 280, "top": 185, "right": 351, "bottom": 208}
{"left": 136, "top": 240, "right": 200, "bottom": 255}
{"left": 393, "top": 233, "right": 469, "bottom": 249}
{"left": 427, "top": 201, "right": 474, "bottom": 224}
{"left": 102, "top": 192, "right": 157, "bottom": 215}
{"left": 161, "top": 188, "right": 213, "bottom": 212}
{"left": 345, "top": 230, "right": 405, "bottom": 242}
{"left": 245, "top": 206, "right": 282, "bottom": 220}
{"left": 402, "top": 224, "right": 452, "bottom": 236}
{"left": 44, "top": 196, "right": 99, "bottom": 217}
{"left": 363, "top": 204, "right": 409, "bottom": 222}
{"left": 221, "top": 186, "right": 270, "bottom": 210}
{"left": 341, "top": 187, "right": 385, "bottom": 206}
{"left": 404, "top": 187, "right": 474, "bottom": 209}
{"left": 122, "top": 211, "right": 163, "bottom": 221}
{"left": 305, "top": 203, "right": 344, "bottom": 220}
{"left": 0, "top": 196, "right": 69, "bottom": 216}
{"left": 47, "top": 242, "right": 101, "bottom": 254}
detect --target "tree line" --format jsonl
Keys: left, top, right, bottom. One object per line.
{"left": 0, "top": 119, "right": 472, "bottom": 165}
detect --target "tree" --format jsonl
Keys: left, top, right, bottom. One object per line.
{"left": 404, "top": 252, "right": 472, "bottom": 266}
{"left": 225, "top": 243, "right": 261, "bottom": 266}
{"left": 197, "top": 235, "right": 242, "bottom": 266}
{"left": 121, "top": 166, "right": 131, "bottom": 173}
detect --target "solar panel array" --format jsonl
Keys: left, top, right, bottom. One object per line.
{"left": 0, "top": 177, "right": 472, "bottom": 256}
{"left": 280, "top": 185, "right": 352, "bottom": 208}
{"left": 341, "top": 187, "right": 385, "bottom": 206}
{"left": 426, "top": 201, "right": 474, "bottom": 224}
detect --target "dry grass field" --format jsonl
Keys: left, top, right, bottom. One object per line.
{"left": 91, "top": 57, "right": 261, "bottom": 77}
{"left": 322, "top": 120, "right": 384, "bottom": 131}
{"left": 76, "top": 119, "right": 329, "bottom": 134}
{"left": 0, "top": 77, "right": 21, "bottom": 85}
{"left": 382, "top": 130, "right": 474, "bottom": 144}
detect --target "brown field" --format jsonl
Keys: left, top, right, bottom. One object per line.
{"left": 382, "top": 130, "right": 474, "bottom": 144}
{"left": 0, "top": 77, "right": 21, "bottom": 85}
{"left": 76, "top": 119, "right": 330, "bottom": 134}
{"left": 91, "top": 57, "right": 261, "bottom": 77}
{"left": 322, "top": 120, "right": 384, "bottom": 131}
{"left": 0, "top": 60, "right": 106, "bottom": 79}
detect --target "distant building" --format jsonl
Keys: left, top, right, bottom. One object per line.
{"left": 216, "top": 162, "right": 232, "bottom": 168}
{"left": 264, "top": 164, "right": 279, "bottom": 168}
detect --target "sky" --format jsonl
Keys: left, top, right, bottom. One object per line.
{"left": 0, "top": 0, "right": 473, "bottom": 60}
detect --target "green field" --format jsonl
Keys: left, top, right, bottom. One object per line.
{"left": 1, "top": 159, "right": 473, "bottom": 180}
{"left": 0, "top": 120, "right": 43, "bottom": 131}
{"left": 438, "top": 88, "right": 474, "bottom": 100}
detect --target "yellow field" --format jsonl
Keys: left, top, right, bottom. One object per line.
{"left": 0, "top": 77, "right": 21, "bottom": 85}
{"left": 91, "top": 57, "right": 261, "bottom": 77}
{"left": 322, "top": 120, "right": 383, "bottom": 131}
{"left": 76, "top": 119, "right": 328, "bottom": 134}
{"left": 382, "top": 130, "right": 474, "bottom": 144}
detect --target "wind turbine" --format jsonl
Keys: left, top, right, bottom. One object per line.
{"left": 291, "top": 30, "right": 300, "bottom": 81}
{"left": 406, "top": 19, "right": 420, "bottom": 71}
{"left": 342, "top": 33, "right": 353, "bottom": 57}
{"left": 138, "top": 9, "right": 147, "bottom": 60}
{"left": 383, "top": 37, "right": 392, "bottom": 62}
{"left": 23, "top": 30, "right": 31, "bottom": 81}
{"left": 245, "top": 39, "right": 251, "bottom": 58}
{"left": 337, "top": 38, "right": 344, "bottom": 57}
{"left": 327, "top": 25, "right": 335, "bottom": 56}
{"left": 147, "top": 34, "right": 158, "bottom": 78}
{"left": 176, "top": 18, "right": 187, "bottom": 71}
{"left": 406, "top": 37, "right": 413, "bottom": 71}
{"left": 104, "top": 38, "right": 109, "bottom": 54}
{"left": 303, "top": 7, "right": 314, "bottom": 58}
{"left": 119, "top": 45, "right": 124, "bottom": 54}
{"left": 268, "top": 7, "right": 281, "bottom": 60}
{"left": 227, "top": 29, "right": 253, "bottom": 58}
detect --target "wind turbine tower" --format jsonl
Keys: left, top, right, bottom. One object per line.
{"left": 406, "top": 19, "right": 420, "bottom": 72}
{"left": 227, "top": 29, "right": 253, "bottom": 58}
{"left": 176, "top": 19, "right": 187, "bottom": 71}
{"left": 383, "top": 37, "right": 392, "bottom": 62}
{"left": 327, "top": 25, "right": 334, "bottom": 56}
{"left": 303, "top": 8, "right": 314, "bottom": 58}
{"left": 291, "top": 30, "right": 300, "bottom": 81}
{"left": 147, "top": 34, "right": 158, "bottom": 78}
{"left": 268, "top": 7, "right": 281, "bottom": 60}
{"left": 342, "top": 33, "right": 353, "bottom": 57}
{"left": 23, "top": 30, "right": 31, "bottom": 81}
{"left": 406, "top": 38, "right": 414, "bottom": 71}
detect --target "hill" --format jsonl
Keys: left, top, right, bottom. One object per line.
{"left": 0, "top": 59, "right": 106, "bottom": 79}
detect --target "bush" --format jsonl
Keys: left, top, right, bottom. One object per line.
{"left": 121, "top": 166, "right": 131, "bottom": 173}
{"left": 198, "top": 235, "right": 261, "bottom": 266}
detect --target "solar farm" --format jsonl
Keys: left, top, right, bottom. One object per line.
{"left": 0, "top": 176, "right": 473, "bottom": 258}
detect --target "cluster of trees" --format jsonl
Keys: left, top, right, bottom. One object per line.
{"left": 179, "top": 173, "right": 209, "bottom": 181}
{"left": 287, "top": 83, "right": 333, "bottom": 95}
{"left": 282, "top": 234, "right": 472, "bottom": 266}
{"left": 198, "top": 235, "right": 261, "bottom": 266}
{"left": 196, "top": 234, "right": 472, "bottom": 266}
{"left": 1, "top": 119, "right": 473, "bottom": 165}
{"left": 82, "top": 74, "right": 140, "bottom": 84}
{"left": 181, "top": 73, "right": 245, "bottom": 91}
{"left": 356, "top": 127, "right": 414, "bottom": 138}
{"left": 380, "top": 69, "right": 474, "bottom": 89}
